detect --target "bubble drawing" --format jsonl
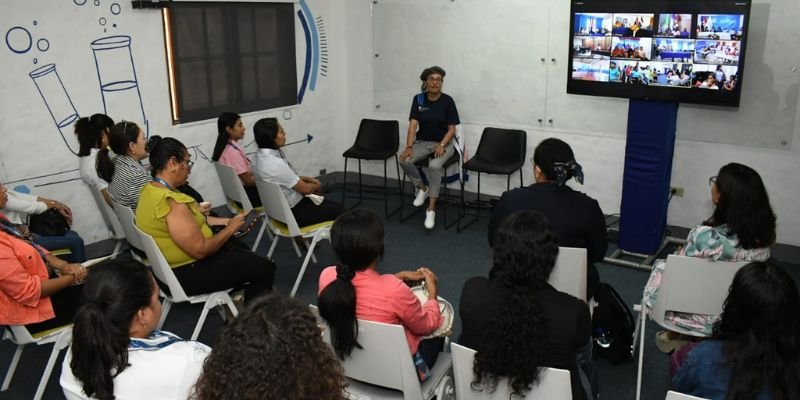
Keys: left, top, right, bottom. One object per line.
{"left": 110, "top": 3, "right": 121, "bottom": 15}
{"left": 5, "top": 26, "right": 32, "bottom": 54}
{"left": 37, "top": 38, "right": 50, "bottom": 52}
{"left": 99, "top": 17, "right": 107, "bottom": 26}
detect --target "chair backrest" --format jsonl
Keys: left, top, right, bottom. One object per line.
{"left": 665, "top": 390, "right": 709, "bottom": 400}
{"left": 255, "top": 179, "right": 301, "bottom": 235}
{"left": 88, "top": 187, "right": 125, "bottom": 240}
{"left": 473, "top": 127, "right": 526, "bottom": 167}
{"left": 450, "top": 343, "right": 572, "bottom": 400}
{"left": 213, "top": 162, "right": 253, "bottom": 213}
{"left": 354, "top": 119, "right": 400, "bottom": 154}
{"left": 548, "top": 247, "right": 588, "bottom": 301}
{"left": 653, "top": 254, "right": 748, "bottom": 327}
{"left": 133, "top": 225, "right": 191, "bottom": 301}
{"left": 110, "top": 200, "right": 144, "bottom": 251}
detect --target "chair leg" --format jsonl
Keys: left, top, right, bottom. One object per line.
{"left": 635, "top": 304, "right": 647, "bottom": 400}
{"left": 250, "top": 218, "right": 268, "bottom": 252}
{"left": 507, "top": 174, "right": 511, "bottom": 191}
{"left": 157, "top": 298, "right": 172, "bottom": 330}
{"left": 1, "top": 344, "right": 24, "bottom": 391}
{"left": 458, "top": 172, "right": 481, "bottom": 232}
{"left": 290, "top": 234, "right": 323, "bottom": 297}
{"left": 267, "top": 236, "right": 281, "bottom": 259}
{"left": 111, "top": 239, "right": 123, "bottom": 259}
{"left": 304, "top": 239, "right": 318, "bottom": 264}
{"left": 519, "top": 167, "right": 523, "bottom": 187}
{"left": 192, "top": 292, "right": 234, "bottom": 340}
{"left": 341, "top": 157, "right": 348, "bottom": 205}
{"left": 33, "top": 336, "right": 69, "bottom": 400}
{"left": 392, "top": 155, "right": 402, "bottom": 217}
{"left": 357, "top": 160, "right": 363, "bottom": 205}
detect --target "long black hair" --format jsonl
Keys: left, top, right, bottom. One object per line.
{"left": 146, "top": 135, "right": 187, "bottom": 177}
{"left": 69, "top": 261, "right": 156, "bottom": 400}
{"left": 97, "top": 120, "right": 141, "bottom": 182}
{"left": 318, "top": 209, "right": 385, "bottom": 359}
{"left": 74, "top": 113, "right": 114, "bottom": 157}
{"left": 474, "top": 210, "right": 560, "bottom": 397}
{"left": 212, "top": 112, "right": 240, "bottom": 161}
{"left": 705, "top": 163, "right": 776, "bottom": 249}
{"left": 712, "top": 261, "right": 800, "bottom": 400}
{"left": 253, "top": 117, "right": 281, "bottom": 150}
{"left": 533, "top": 138, "right": 584, "bottom": 185}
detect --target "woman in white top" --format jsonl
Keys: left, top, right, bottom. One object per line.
{"left": 252, "top": 118, "right": 345, "bottom": 227}
{"left": 61, "top": 260, "right": 210, "bottom": 400}
{"left": 73, "top": 113, "right": 115, "bottom": 206}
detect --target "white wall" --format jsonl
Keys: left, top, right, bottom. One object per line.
{"left": 1, "top": 0, "right": 343, "bottom": 243}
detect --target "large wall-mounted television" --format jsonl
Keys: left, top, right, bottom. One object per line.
{"left": 567, "top": 0, "right": 751, "bottom": 107}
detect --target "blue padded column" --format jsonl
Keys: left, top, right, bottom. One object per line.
{"left": 618, "top": 100, "right": 678, "bottom": 255}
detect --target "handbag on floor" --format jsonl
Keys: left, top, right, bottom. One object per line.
{"left": 591, "top": 282, "right": 635, "bottom": 364}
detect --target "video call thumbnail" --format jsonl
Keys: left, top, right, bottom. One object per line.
{"left": 694, "top": 40, "right": 740, "bottom": 65}
{"left": 609, "top": 60, "right": 654, "bottom": 85}
{"left": 649, "top": 62, "right": 693, "bottom": 87}
{"left": 611, "top": 37, "right": 653, "bottom": 60}
{"left": 574, "top": 13, "right": 613, "bottom": 36}
{"left": 652, "top": 38, "right": 695, "bottom": 62}
{"left": 573, "top": 36, "right": 613, "bottom": 59}
{"left": 697, "top": 14, "right": 745, "bottom": 40}
{"left": 656, "top": 14, "right": 692, "bottom": 38}
{"left": 612, "top": 13, "right": 654, "bottom": 37}
{"left": 572, "top": 58, "right": 610, "bottom": 82}
{"left": 691, "top": 64, "right": 738, "bottom": 91}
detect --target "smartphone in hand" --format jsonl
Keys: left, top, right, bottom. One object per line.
{"left": 234, "top": 210, "right": 261, "bottom": 237}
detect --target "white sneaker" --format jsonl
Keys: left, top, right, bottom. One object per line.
{"left": 424, "top": 210, "right": 436, "bottom": 229}
{"left": 412, "top": 187, "right": 429, "bottom": 207}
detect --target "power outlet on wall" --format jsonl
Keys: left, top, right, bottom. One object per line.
{"left": 319, "top": 168, "right": 327, "bottom": 176}
{"left": 670, "top": 186, "right": 684, "bottom": 197}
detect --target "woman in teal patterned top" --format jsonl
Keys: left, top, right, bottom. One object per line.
{"left": 643, "top": 163, "right": 776, "bottom": 346}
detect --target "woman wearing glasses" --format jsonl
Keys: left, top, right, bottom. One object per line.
{"left": 399, "top": 66, "right": 460, "bottom": 230}
{"left": 643, "top": 163, "right": 775, "bottom": 352}
{"left": 135, "top": 136, "right": 274, "bottom": 303}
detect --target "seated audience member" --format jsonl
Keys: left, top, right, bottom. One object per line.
{"left": 136, "top": 136, "right": 274, "bottom": 302}
{"left": 0, "top": 183, "right": 86, "bottom": 263}
{"left": 460, "top": 211, "right": 595, "bottom": 400}
{"left": 211, "top": 112, "right": 262, "bottom": 207}
{"left": 98, "top": 121, "right": 205, "bottom": 211}
{"left": 252, "top": 117, "right": 345, "bottom": 227}
{"left": 488, "top": 138, "right": 607, "bottom": 299}
{"left": 73, "top": 113, "right": 115, "bottom": 206}
{"left": 0, "top": 186, "right": 87, "bottom": 334}
{"left": 61, "top": 261, "right": 210, "bottom": 400}
{"left": 318, "top": 209, "right": 445, "bottom": 375}
{"left": 192, "top": 294, "right": 347, "bottom": 400}
{"left": 644, "top": 163, "right": 775, "bottom": 352}
{"left": 672, "top": 262, "right": 800, "bottom": 400}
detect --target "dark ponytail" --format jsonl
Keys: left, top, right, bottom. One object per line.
{"left": 70, "top": 261, "right": 155, "bottom": 400}
{"left": 212, "top": 112, "right": 240, "bottom": 161}
{"left": 74, "top": 113, "right": 114, "bottom": 157}
{"left": 146, "top": 135, "right": 187, "bottom": 177}
{"left": 533, "top": 138, "right": 585, "bottom": 185}
{"left": 97, "top": 120, "right": 141, "bottom": 182}
{"left": 474, "top": 211, "right": 559, "bottom": 397}
{"left": 318, "top": 209, "right": 385, "bottom": 359}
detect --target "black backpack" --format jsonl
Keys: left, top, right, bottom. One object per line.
{"left": 591, "top": 282, "right": 635, "bottom": 364}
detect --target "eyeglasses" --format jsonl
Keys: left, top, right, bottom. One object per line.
{"left": 426, "top": 77, "right": 443, "bottom": 83}
{"left": 708, "top": 176, "right": 717, "bottom": 186}
{"left": 178, "top": 156, "right": 194, "bottom": 169}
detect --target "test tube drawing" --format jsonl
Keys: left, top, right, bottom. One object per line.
{"left": 29, "top": 63, "right": 80, "bottom": 155}
{"left": 91, "top": 35, "right": 148, "bottom": 136}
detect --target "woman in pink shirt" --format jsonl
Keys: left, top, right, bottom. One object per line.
{"left": 212, "top": 112, "right": 261, "bottom": 207}
{"left": 318, "top": 209, "right": 444, "bottom": 377}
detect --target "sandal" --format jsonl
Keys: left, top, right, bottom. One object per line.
{"left": 655, "top": 330, "right": 690, "bottom": 354}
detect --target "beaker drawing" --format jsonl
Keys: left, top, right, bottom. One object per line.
{"left": 91, "top": 35, "right": 147, "bottom": 135}
{"left": 29, "top": 63, "right": 80, "bottom": 155}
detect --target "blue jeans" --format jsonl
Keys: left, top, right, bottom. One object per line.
{"left": 33, "top": 230, "right": 86, "bottom": 263}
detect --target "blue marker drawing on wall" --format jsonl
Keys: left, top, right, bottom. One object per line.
{"left": 297, "top": 0, "right": 328, "bottom": 103}
{"left": 91, "top": 35, "right": 149, "bottom": 136}
{"left": 29, "top": 63, "right": 81, "bottom": 155}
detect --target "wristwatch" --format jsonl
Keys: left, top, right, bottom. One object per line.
{"left": 438, "top": 143, "right": 445, "bottom": 147}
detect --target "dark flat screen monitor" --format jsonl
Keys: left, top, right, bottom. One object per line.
{"left": 567, "top": 0, "right": 751, "bottom": 107}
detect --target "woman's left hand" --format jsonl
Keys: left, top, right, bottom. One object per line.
{"left": 434, "top": 145, "right": 446, "bottom": 158}
{"left": 395, "top": 270, "right": 425, "bottom": 282}
{"left": 50, "top": 201, "right": 73, "bottom": 224}
{"left": 61, "top": 263, "right": 87, "bottom": 284}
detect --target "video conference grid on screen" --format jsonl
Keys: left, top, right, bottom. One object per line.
{"left": 571, "top": 13, "right": 744, "bottom": 92}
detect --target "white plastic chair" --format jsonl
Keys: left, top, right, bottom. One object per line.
{"left": 213, "top": 162, "right": 271, "bottom": 251}
{"left": 2, "top": 325, "right": 73, "bottom": 400}
{"left": 665, "top": 390, "right": 709, "bottom": 400}
{"left": 255, "top": 179, "right": 333, "bottom": 297}
{"left": 133, "top": 225, "right": 238, "bottom": 340}
{"left": 450, "top": 343, "right": 572, "bottom": 400}
{"left": 87, "top": 186, "right": 124, "bottom": 258}
{"left": 311, "top": 305, "right": 453, "bottom": 400}
{"left": 548, "top": 247, "right": 588, "bottom": 302}
{"left": 110, "top": 200, "right": 147, "bottom": 264}
{"left": 633, "top": 255, "right": 747, "bottom": 400}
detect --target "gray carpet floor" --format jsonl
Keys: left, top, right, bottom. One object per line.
{"left": 2, "top": 185, "right": 798, "bottom": 400}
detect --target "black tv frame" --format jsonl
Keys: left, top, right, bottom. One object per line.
{"left": 567, "top": 0, "right": 752, "bottom": 107}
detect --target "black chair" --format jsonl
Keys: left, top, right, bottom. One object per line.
{"left": 458, "top": 127, "right": 527, "bottom": 231}
{"left": 399, "top": 152, "right": 464, "bottom": 230}
{"left": 342, "top": 119, "right": 402, "bottom": 218}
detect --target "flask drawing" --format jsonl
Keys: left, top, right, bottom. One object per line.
{"left": 91, "top": 35, "right": 148, "bottom": 135}
{"left": 29, "top": 63, "right": 80, "bottom": 155}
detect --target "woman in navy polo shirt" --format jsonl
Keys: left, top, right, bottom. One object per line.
{"left": 399, "top": 66, "right": 460, "bottom": 230}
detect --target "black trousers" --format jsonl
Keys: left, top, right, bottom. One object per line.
{"left": 171, "top": 243, "right": 275, "bottom": 302}
{"left": 25, "top": 283, "right": 83, "bottom": 335}
{"left": 243, "top": 185, "right": 263, "bottom": 208}
{"left": 291, "top": 197, "right": 346, "bottom": 227}
{"left": 418, "top": 337, "right": 445, "bottom": 369}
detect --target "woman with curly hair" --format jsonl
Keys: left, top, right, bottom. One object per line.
{"left": 644, "top": 162, "right": 776, "bottom": 352}
{"left": 192, "top": 294, "right": 347, "bottom": 400}
{"left": 673, "top": 261, "right": 800, "bottom": 399}
{"left": 459, "top": 210, "right": 595, "bottom": 400}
